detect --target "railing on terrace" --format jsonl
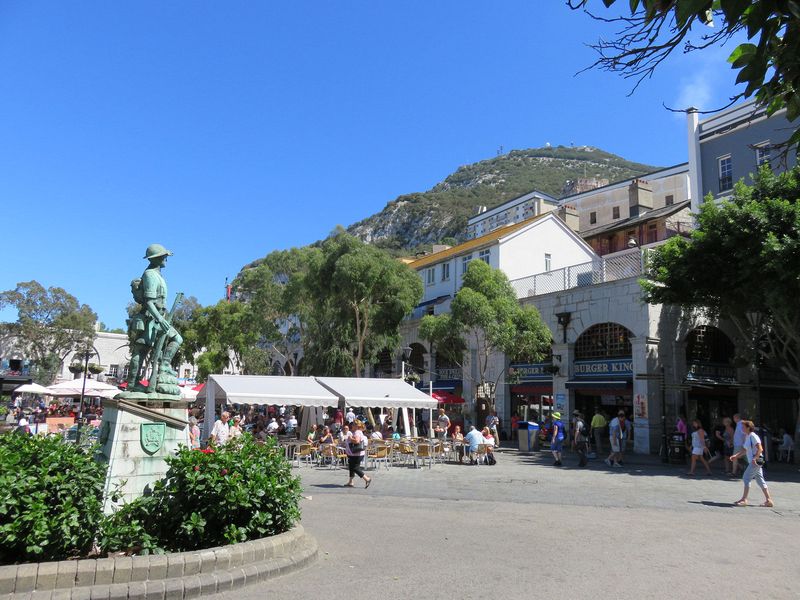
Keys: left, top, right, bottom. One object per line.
{"left": 509, "top": 247, "right": 645, "bottom": 300}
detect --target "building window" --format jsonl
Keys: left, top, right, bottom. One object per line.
{"left": 478, "top": 249, "right": 490, "bottom": 264}
{"left": 665, "top": 194, "right": 674, "bottom": 206}
{"left": 544, "top": 253, "right": 551, "bottom": 272}
{"left": 612, "top": 206, "right": 620, "bottom": 220}
{"left": 575, "top": 323, "right": 632, "bottom": 359}
{"left": 755, "top": 143, "right": 770, "bottom": 167}
{"left": 461, "top": 254, "right": 472, "bottom": 276}
{"left": 441, "top": 263, "right": 450, "bottom": 281}
{"left": 647, "top": 223, "right": 658, "bottom": 244}
{"left": 589, "top": 211, "right": 597, "bottom": 225}
{"left": 426, "top": 268, "right": 435, "bottom": 286}
{"left": 718, "top": 155, "right": 733, "bottom": 191}
{"left": 108, "top": 364, "right": 118, "bottom": 378}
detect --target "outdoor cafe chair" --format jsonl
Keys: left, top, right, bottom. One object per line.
{"left": 392, "top": 441, "right": 415, "bottom": 466}
{"left": 369, "top": 442, "right": 392, "bottom": 470}
{"left": 318, "top": 444, "right": 342, "bottom": 469}
{"left": 414, "top": 442, "right": 434, "bottom": 469}
{"left": 293, "top": 443, "right": 315, "bottom": 468}
{"left": 473, "top": 444, "right": 489, "bottom": 465}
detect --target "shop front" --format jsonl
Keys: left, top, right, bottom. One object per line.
{"left": 508, "top": 362, "right": 554, "bottom": 426}
{"left": 685, "top": 361, "right": 739, "bottom": 431}
{"left": 566, "top": 358, "right": 634, "bottom": 421}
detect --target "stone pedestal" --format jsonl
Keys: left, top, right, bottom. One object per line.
{"left": 98, "top": 395, "right": 189, "bottom": 514}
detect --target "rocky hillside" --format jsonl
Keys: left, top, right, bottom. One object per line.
{"left": 347, "top": 146, "right": 658, "bottom": 253}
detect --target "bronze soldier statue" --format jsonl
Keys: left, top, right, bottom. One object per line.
{"left": 124, "top": 243, "right": 183, "bottom": 397}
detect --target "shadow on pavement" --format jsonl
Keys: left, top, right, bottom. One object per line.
{"left": 687, "top": 500, "right": 738, "bottom": 508}
{"left": 512, "top": 451, "right": 800, "bottom": 483}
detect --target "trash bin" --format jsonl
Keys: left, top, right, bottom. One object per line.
{"left": 517, "top": 421, "right": 540, "bottom": 452}
{"left": 668, "top": 432, "right": 686, "bottom": 464}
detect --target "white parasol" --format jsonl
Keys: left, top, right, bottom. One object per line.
{"left": 12, "top": 383, "right": 51, "bottom": 395}
{"left": 45, "top": 379, "right": 121, "bottom": 399}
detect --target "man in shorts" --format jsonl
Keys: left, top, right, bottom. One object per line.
{"left": 605, "top": 411, "right": 628, "bottom": 467}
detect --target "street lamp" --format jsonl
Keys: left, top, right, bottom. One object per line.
{"left": 74, "top": 349, "right": 95, "bottom": 446}
{"left": 400, "top": 346, "right": 412, "bottom": 380}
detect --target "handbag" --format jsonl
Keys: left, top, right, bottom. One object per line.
{"left": 348, "top": 438, "right": 365, "bottom": 452}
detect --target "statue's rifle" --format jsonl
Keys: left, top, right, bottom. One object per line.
{"left": 147, "top": 292, "right": 184, "bottom": 393}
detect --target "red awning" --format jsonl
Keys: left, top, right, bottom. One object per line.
{"left": 431, "top": 390, "right": 465, "bottom": 404}
{"left": 192, "top": 383, "right": 205, "bottom": 392}
{"left": 117, "top": 379, "right": 149, "bottom": 390}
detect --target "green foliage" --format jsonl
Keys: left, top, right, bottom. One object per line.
{"left": 0, "top": 434, "right": 105, "bottom": 563}
{"left": 0, "top": 281, "right": 97, "bottom": 385}
{"left": 420, "top": 260, "right": 551, "bottom": 399}
{"left": 300, "top": 232, "right": 422, "bottom": 376}
{"left": 572, "top": 0, "right": 800, "bottom": 150}
{"left": 643, "top": 165, "right": 800, "bottom": 387}
{"left": 177, "top": 300, "right": 263, "bottom": 380}
{"left": 100, "top": 435, "right": 302, "bottom": 553}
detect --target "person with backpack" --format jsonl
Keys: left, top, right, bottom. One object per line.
{"left": 573, "top": 411, "right": 589, "bottom": 467}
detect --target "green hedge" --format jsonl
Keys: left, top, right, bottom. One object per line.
{"left": 0, "top": 433, "right": 105, "bottom": 563}
{"left": 0, "top": 433, "right": 302, "bottom": 563}
{"left": 100, "top": 434, "right": 302, "bottom": 554}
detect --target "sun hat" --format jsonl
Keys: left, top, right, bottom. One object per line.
{"left": 552, "top": 412, "right": 561, "bottom": 419}
{"left": 18, "top": 418, "right": 29, "bottom": 427}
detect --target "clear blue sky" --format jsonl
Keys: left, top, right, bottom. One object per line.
{"left": 0, "top": 2, "right": 743, "bottom": 329}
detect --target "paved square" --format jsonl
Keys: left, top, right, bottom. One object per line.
{"left": 213, "top": 450, "right": 800, "bottom": 599}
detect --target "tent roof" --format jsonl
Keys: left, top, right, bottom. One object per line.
{"left": 316, "top": 377, "right": 438, "bottom": 410}
{"left": 200, "top": 375, "right": 339, "bottom": 407}
{"left": 198, "top": 374, "right": 438, "bottom": 410}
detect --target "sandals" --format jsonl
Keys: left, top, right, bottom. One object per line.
{"left": 733, "top": 499, "right": 747, "bottom": 506}
{"left": 344, "top": 483, "right": 355, "bottom": 487}
{"left": 364, "top": 478, "right": 372, "bottom": 489}
{"left": 761, "top": 500, "right": 774, "bottom": 507}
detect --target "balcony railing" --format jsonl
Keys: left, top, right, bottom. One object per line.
{"left": 509, "top": 247, "right": 645, "bottom": 300}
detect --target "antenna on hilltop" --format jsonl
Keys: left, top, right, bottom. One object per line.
{"left": 497, "top": 145, "right": 504, "bottom": 156}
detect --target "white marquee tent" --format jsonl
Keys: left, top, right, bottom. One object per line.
{"left": 199, "top": 374, "right": 437, "bottom": 438}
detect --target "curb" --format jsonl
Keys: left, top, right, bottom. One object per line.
{"left": 1, "top": 525, "right": 317, "bottom": 599}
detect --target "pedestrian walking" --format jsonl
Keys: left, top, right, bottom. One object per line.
{"left": 731, "top": 413, "right": 747, "bottom": 476}
{"left": 573, "top": 411, "right": 589, "bottom": 467}
{"left": 188, "top": 416, "right": 201, "bottom": 449}
{"left": 721, "top": 417, "right": 735, "bottom": 475}
{"left": 344, "top": 422, "right": 371, "bottom": 489}
{"left": 729, "top": 420, "right": 774, "bottom": 507}
{"left": 605, "top": 411, "right": 628, "bottom": 467}
{"left": 590, "top": 410, "right": 607, "bottom": 456}
{"left": 686, "top": 419, "right": 712, "bottom": 475}
{"left": 209, "top": 411, "right": 230, "bottom": 446}
{"left": 551, "top": 412, "right": 565, "bottom": 466}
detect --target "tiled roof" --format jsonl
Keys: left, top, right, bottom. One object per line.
{"left": 408, "top": 213, "right": 550, "bottom": 269}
